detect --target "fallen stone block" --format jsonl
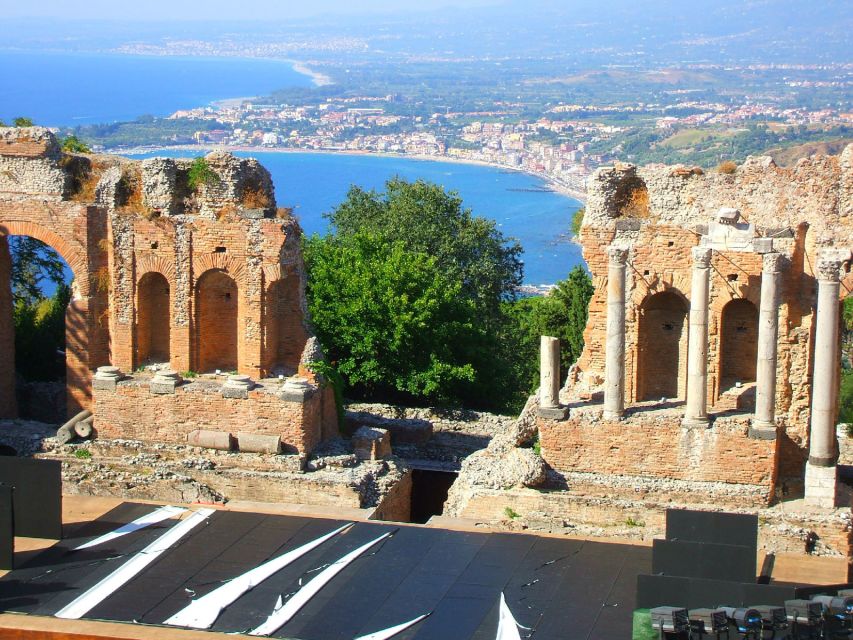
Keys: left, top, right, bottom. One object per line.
{"left": 237, "top": 432, "right": 281, "bottom": 454}
{"left": 352, "top": 426, "right": 392, "bottom": 461}
{"left": 187, "top": 430, "right": 234, "bottom": 451}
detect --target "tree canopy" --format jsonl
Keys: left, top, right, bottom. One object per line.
{"left": 326, "top": 178, "right": 523, "bottom": 318}
{"left": 8, "top": 237, "right": 68, "bottom": 306}
{"left": 304, "top": 177, "right": 593, "bottom": 413}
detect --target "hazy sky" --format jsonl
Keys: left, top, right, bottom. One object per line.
{"left": 2, "top": 0, "right": 501, "bottom": 20}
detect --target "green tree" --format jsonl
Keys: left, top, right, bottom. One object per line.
{"left": 570, "top": 207, "right": 585, "bottom": 237}
{"left": 60, "top": 134, "right": 91, "bottom": 153}
{"left": 8, "top": 237, "right": 67, "bottom": 306}
{"left": 326, "top": 178, "right": 523, "bottom": 318}
{"left": 13, "top": 117, "right": 34, "bottom": 127}
{"left": 304, "top": 232, "right": 480, "bottom": 403}
{"left": 14, "top": 283, "right": 71, "bottom": 381}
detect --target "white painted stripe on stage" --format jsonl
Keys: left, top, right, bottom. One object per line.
{"left": 55, "top": 508, "right": 214, "bottom": 620}
{"left": 163, "top": 522, "right": 353, "bottom": 629}
{"left": 73, "top": 505, "right": 187, "bottom": 551}
{"left": 249, "top": 531, "right": 392, "bottom": 636}
{"left": 496, "top": 592, "right": 524, "bottom": 640}
{"left": 354, "top": 613, "right": 431, "bottom": 640}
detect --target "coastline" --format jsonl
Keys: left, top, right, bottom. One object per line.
{"left": 114, "top": 144, "right": 587, "bottom": 204}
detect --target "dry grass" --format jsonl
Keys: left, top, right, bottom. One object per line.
{"left": 94, "top": 266, "right": 110, "bottom": 294}
{"left": 622, "top": 186, "right": 650, "bottom": 218}
{"left": 242, "top": 185, "right": 272, "bottom": 209}
{"left": 216, "top": 203, "right": 238, "bottom": 220}
{"left": 276, "top": 207, "right": 293, "bottom": 220}
{"left": 717, "top": 160, "right": 738, "bottom": 174}
{"left": 117, "top": 167, "right": 155, "bottom": 218}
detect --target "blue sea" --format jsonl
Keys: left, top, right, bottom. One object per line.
{"left": 131, "top": 150, "right": 584, "bottom": 286}
{"left": 2, "top": 50, "right": 582, "bottom": 286}
{"left": 0, "top": 50, "right": 313, "bottom": 126}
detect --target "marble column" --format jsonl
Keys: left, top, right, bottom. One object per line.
{"left": 538, "top": 336, "right": 568, "bottom": 419}
{"left": 805, "top": 251, "right": 847, "bottom": 507}
{"left": 604, "top": 246, "right": 628, "bottom": 419}
{"left": 683, "top": 246, "right": 712, "bottom": 427}
{"left": 754, "top": 252, "right": 783, "bottom": 431}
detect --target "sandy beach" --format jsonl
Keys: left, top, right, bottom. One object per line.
{"left": 113, "top": 144, "right": 587, "bottom": 203}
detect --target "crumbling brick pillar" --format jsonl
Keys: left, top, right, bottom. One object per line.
{"left": 683, "top": 246, "right": 712, "bottom": 428}
{"left": 754, "top": 252, "right": 783, "bottom": 431}
{"left": 805, "top": 249, "right": 849, "bottom": 507}
{"left": 66, "top": 297, "right": 92, "bottom": 416}
{"left": 604, "top": 246, "right": 628, "bottom": 419}
{"left": 0, "top": 236, "right": 16, "bottom": 418}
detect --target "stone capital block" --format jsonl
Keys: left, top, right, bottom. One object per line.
{"left": 93, "top": 365, "right": 124, "bottom": 392}
{"left": 352, "top": 426, "right": 392, "bottom": 461}
{"left": 607, "top": 245, "right": 629, "bottom": 265}
{"left": 751, "top": 237, "right": 774, "bottom": 254}
{"left": 221, "top": 374, "right": 255, "bottom": 399}
{"left": 279, "top": 377, "right": 317, "bottom": 403}
{"left": 691, "top": 246, "right": 712, "bottom": 268}
{"left": 149, "top": 370, "right": 183, "bottom": 395}
{"left": 816, "top": 248, "right": 852, "bottom": 282}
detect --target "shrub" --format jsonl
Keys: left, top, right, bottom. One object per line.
{"left": 504, "top": 506, "right": 520, "bottom": 519}
{"left": 74, "top": 449, "right": 92, "bottom": 460}
{"left": 188, "top": 157, "right": 220, "bottom": 191}
{"left": 13, "top": 117, "right": 34, "bottom": 127}
{"left": 61, "top": 135, "right": 92, "bottom": 153}
{"left": 717, "top": 160, "right": 738, "bottom": 174}
{"left": 570, "top": 207, "right": 585, "bottom": 238}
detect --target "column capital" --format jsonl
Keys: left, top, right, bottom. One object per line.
{"left": 816, "top": 249, "right": 851, "bottom": 283}
{"left": 691, "top": 246, "right": 712, "bottom": 268}
{"left": 762, "top": 252, "right": 787, "bottom": 274}
{"left": 607, "top": 245, "right": 629, "bottom": 266}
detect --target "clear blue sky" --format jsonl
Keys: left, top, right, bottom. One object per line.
{"left": 3, "top": 0, "right": 501, "bottom": 20}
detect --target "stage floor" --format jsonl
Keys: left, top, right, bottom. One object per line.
{"left": 0, "top": 501, "right": 650, "bottom": 639}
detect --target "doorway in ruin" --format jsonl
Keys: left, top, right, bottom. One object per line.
{"left": 719, "top": 299, "right": 759, "bottom": 392}
{"left": 0, "top": 235, "right": 75, "bottom": 422}
{"left": 637, "top": 291, "right": 689, "bottom": 401}
{"left": 135, "top": 272, "right": 170, "bottom": 367}
{"left": 195, "top": 269, "right": 238, "bottom": 373}
{"left": 409, "top": 469, "right": 458, "bottom": 524}
{"left": 263, "top": 274, "right": 308, "bottom": 377}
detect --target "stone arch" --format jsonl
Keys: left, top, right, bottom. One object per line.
{"left": 135, "top": 254, "right": 176, "bottom": 286}
{"left": 637, "top": 290, "right": 689, "bottom": 401}
{"left": 195, "top": 268, "right": 238, "bottom": 373}
{"left": 0, "top": 219, "right": 93, "bottom": 419}
{"left": 263, "top": 270, "right": 308, "bottom": 376}
{"left": 192, "top": 253, "right": 246, "bottom": 287}
{"left": 0, "top": 220, "right": 89, "bottom": 296}
{"left": 719, "top": 298, "right": 759, "bottom": 392}
{"left": 135, "top": 271, "right": 171, "bottom": 366}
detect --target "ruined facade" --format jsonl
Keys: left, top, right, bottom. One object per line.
{"left": 540, "top": 146, "right": 853, "bottom": 508}
{"left": 0, "top": 127, "right": 336, "bottom": 455}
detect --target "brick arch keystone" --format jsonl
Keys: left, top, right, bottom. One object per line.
{"left": 135, "top": 253, "right": 176, "bottom": 285}
{"left": 192, "top": 253, "right": 247, "bottom": 286}
{"left": 0, "top": 219, "right": 90, "bottom": 296}
{"left": 631, "top": 271, "right": 691, "bottom": 309}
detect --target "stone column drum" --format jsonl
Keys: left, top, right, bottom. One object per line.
{"left": 539, "top": 336, "right": 568, "bottom": 419}
{"left": 604, "top": 246, "right": 628, "bottom": 419}
{"left": 805, "top": 251, "right": 848, "bottom": 507}
{"left": 683, "top": 246, "right": 712, "bottom": 428}
{"left": 754, "top": 252, "right": 783, "bottom": 431}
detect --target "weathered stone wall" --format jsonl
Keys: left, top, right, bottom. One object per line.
{"left": 571, "top": 147, "right": 853, "bottom": 484}
{"left": 0, "top": 127, "right": 326, "bottom": 454}
{"left": 93, "top": 376, "right": 329, "bottom": 455}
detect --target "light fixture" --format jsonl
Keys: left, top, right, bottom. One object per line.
{"left": 753, "top": 605, "right": 787, "bottom": 635}
{"left": 688, "top": 608, "right": 728, "bottom": 636}
{"left": 785, "top": 599, "right": 822, "bottom": 627}
{"left": 650, "top": 606, "right": 690, "bottom": 634}
{"left": 722, "top": 607, "right": 762, "bottom": 636}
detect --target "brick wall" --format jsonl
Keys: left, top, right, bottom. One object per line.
{"left": 136, "top": 271, "right": 170, "bottom": 364}
{"left": 196, "top": 269, "right": 239, "bottom": 372}
{"left": 538, "top": 409, "right": 779, "bottom": 494}
{"left": 93, "top": 378, "right": 324, "bottom": 454}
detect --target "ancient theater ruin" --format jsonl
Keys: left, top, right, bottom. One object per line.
{"left": 446, "top": 146, "right": 853, "bottom": 567}
{"left": 0, "top": 127, "right": 337, "bottom": 456}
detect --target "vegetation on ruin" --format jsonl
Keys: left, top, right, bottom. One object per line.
{"left": 717, "top": 160, "right": 738, "bottom": 174}
{"left": 570, "top": 207, "right": 585, "bottom": 238}
{"left": 187, "top": 156, "right": 220, "bottom": 191}
{"left": 60, "top": 135, "right": 92, "bottom": 154}
{"left": 12, "top": 117, "right": 34, "bottom": 127}
{"left": 305, "top": 178, "right": 593, "bottom": 412}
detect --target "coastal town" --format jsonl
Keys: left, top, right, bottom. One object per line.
{"left": 149, "top": 80, "right": 852, "bottom": 201}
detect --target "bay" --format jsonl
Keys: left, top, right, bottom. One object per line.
{"left": 0, "top": 50, "right": 313, "bottom": 126}
{"left": 130, "top": 150, "right": 584, "bottom": 287}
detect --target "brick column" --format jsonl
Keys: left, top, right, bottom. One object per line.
{"left": 754, "top": 252, "right": 783, "bottom": 431}
{"left": 683, "top": 246, "right": 712, "bottom": 428}
{"left": 0, "top": 236, "right": 16, "bottom": 418}
{"left": 805, "top": 250, "right": 847, "bottom": 507}
{"left": 604, "top": 246, "right": 628, "bottom": 419}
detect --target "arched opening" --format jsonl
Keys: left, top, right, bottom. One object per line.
{"left": 719, "top": 299, "right": 758, "bottom": 392}
{"left": 136, "top": 272, "right": 170, "bottom": 367}
{"left": 1, "top": 235, "right": 74, "bottom": 422}
{"left": 196, "top": 269, "right": 238, "bottom": 373}
{"left": 637, "top": 291, "right": 689, "bottom": 401}
{"left": 263, "top": 274, "right": 308, "bottom": 377}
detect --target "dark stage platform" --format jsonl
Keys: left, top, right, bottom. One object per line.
{"left": 0, "top": 503, "right": 650, "bottom": 639}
